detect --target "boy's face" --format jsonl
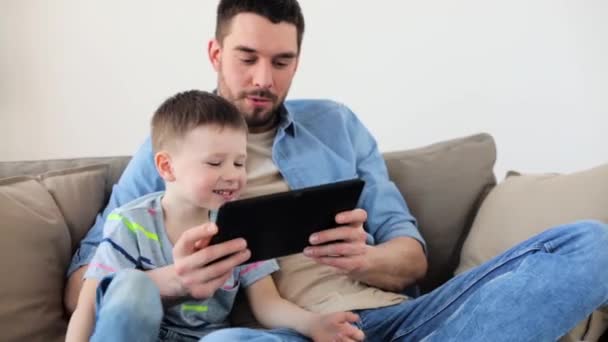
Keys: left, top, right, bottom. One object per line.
{"left": 209, "top": 13, "right": 299, "bottom": 133}
{"left": 164, "top": 124, "right": 247, "bottom": 210}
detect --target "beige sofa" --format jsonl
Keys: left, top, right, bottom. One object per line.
{"left": 1, "top": 133, "right": 606, "bottom": 341}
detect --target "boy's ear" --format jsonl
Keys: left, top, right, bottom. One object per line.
{"left": 155, "top": 151, "right": 176, "bottom": 182}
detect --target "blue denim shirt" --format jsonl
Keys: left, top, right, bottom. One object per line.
{"left": 68, "top": 99, "right": 425, "bottom": 276}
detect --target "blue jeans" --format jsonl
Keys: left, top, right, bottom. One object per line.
{"left": 91, "top": 220, "right": 608, "bottom": 341}
{"left": 201, "top": 220, "right": 608, "bottom": 342}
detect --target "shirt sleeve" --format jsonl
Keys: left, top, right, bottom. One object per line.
{"left": 342, "top": 104, "right": 427, "bottom": 252}
{"left": 236, "top": 259, "right": 280, "bottom": 288}
{"left": 84, "top": 210, "right": 143, "bottom": 280}
{"left": 68, "top": 137, "right": 165, "bottom": 276}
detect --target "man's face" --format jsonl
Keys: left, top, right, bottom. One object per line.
{"left": 209, "top": 13, "right": 299, "bottom": 133}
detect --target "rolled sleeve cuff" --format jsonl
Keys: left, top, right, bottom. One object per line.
{"left": 374, "top": 222, "right": 427, "bottom": 255}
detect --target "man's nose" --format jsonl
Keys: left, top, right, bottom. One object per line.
{"left": 252, "top": 62, "right": 273, "bottom": 89}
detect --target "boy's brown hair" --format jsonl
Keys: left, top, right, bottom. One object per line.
{"left": 151, "top": 90, "right": 247, "bottom": 152}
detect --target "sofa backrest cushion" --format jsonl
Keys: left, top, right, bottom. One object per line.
{"left": 40, "top": 164, "right": 109, "bottom": 253}
{"left": 384, "top": 133, "right": 497, "bottom": 292}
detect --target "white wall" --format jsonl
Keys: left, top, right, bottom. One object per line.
{"left": 2, "top": 0, "right": 607, "bottom": 178}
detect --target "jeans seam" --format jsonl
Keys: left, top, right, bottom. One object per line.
{"left": 391, "top": 244, "right": 544, "bottom": 341}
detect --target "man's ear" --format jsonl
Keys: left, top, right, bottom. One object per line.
{"left": 208, "top": 39, "right": 222, "bottom": 72}
{"left": 155, "top": 151, "right": 176, "bottom": 182}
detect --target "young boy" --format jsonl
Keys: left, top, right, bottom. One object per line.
{"left": 65, "top": 90, "right": 364, "bottom": 341}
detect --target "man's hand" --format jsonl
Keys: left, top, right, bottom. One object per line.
{"left": 303, "top": 209, "right": 369, "bottom": 274}
{"left": 309, "top": 312, "right": 365, "bottom": 342}
{"left": 172, "top": 222, "right": 251, "bottom": 299}
{"left": 303, "top": 208, "right": 427, "bottom": 292}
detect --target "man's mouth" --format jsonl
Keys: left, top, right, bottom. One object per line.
{"left": 246, "top": 96, "right": 272, "bottom": 106}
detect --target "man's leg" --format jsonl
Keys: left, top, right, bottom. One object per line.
{"left": 200, "top": 327, "right": 310, "bottom": 342}
{"left": 91, "top": 269, "right": 163, "bottom": 342}
{"left": 355, "top": 220, "right": 608, "bottom": 342}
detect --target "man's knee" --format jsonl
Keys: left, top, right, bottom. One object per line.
{"left": 201, "top": 328, "right": 288, "bottom": 342}
{"left": 569, "top": 220, "right": 608, "bottom": 245}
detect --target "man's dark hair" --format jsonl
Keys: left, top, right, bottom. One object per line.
{"left": 151, "top": 90, "right": 247, "bottom": 152}
{"left": 216, "top": 0, "right": 305, "bottom": 51}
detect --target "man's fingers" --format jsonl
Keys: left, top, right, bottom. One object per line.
{"left": 173, "top": 223, "right": 218, "bottom": 258}
{"left": 309, "top": 226, "right": 367, "bottom": 246}
{"left": 335, "top": 208, "right": 367, "bottom": 225}
{"left": 304, "top": 241, "right": 366, "bottom": 258}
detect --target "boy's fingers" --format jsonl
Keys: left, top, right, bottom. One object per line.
{"left": 174, "top": 223, "right": 217, "bottom": 258}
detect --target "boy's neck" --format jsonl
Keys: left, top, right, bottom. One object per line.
{"left": 161, "top": 192, "right": 210, "bottom": 245}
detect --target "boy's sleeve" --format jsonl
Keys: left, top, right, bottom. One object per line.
{"left": 237, "top": 259, "right": 280, "bottom": 288}
{"left": 84, "top": 210, "right": 142, "bottom": 280}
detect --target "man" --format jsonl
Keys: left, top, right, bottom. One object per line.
{"left": 67, "top": 0, "right": 608, "bottom": 341}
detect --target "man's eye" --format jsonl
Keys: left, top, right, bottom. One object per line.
{"left": 241, "top": 59, "right": 255, "bottom": 65}
{"left": 273, "top": 60, "right": 288, "bottom": 68}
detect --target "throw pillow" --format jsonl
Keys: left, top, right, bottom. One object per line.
{"left": 0, "top": 176, "right": 70, "bottom": 342}
{"left": 456, "top": 163, "right": 608, "bottom": 341}
{"left": 384, "top": 133, "right": 497, "bottom": 293}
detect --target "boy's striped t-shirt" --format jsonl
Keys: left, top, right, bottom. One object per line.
{"left": 85, "top": 192, "right": 279, "bottom": 338}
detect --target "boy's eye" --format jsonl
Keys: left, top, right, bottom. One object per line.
{"left": 234, "top": 162, "right": 245, "bottom": 168}
{"left": 206, "top": 162, "right": 221, "bottom": 167}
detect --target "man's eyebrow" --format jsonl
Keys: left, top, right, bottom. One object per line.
{"left": 234, "top": 45, "right": 297, "bottom": 59}
{"left": 275, "top": 52, "right": 297, "bottom": 59}
{"left": 234, "top": 45, "right": 256, "bottom": 54}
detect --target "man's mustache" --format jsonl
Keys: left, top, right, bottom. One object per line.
{"left": 239, "top": 89, "right": 278, "bottom": 102}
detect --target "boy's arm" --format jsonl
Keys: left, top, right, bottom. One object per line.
{"left": 245, "top": 276, "right": 364, "bottom": 341}
{"left": 65, "top": 279, "right": 98, "bottom": 342}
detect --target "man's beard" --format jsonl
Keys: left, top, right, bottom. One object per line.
{"left": 236, "top": 88, "right": 281, "bottom": 130}
{"left": 217, "top": 74, "right": 283, "bottom": 130}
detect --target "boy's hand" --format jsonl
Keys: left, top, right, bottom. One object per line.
{"left": 309, "top": 312, "right": 365, "bottom": 342}
{"left": 172, "top": 222, "right": 251, "bottom": 299}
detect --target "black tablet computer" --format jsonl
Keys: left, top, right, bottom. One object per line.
{"left": 210, "top": 178, "right": 365, "bottom": 263}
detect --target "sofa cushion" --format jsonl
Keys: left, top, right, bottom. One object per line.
{"left": 0, "top": 156, "right": 131, "bottom": 199}
{"left": 0, "top": 176, "right": 70, "bottom": 342}
{"left": 383, "top": 133, "right": 497, "bottom": 293}
{"left": 456, "top": 163, "right": 608, "bottom": 340}
{"left": 40, "top": 164, "right": 108, "bottom": 253}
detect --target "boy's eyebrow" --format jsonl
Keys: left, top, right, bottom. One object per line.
{"left": 234, "top": 45, "right": 297, "bottom": 60}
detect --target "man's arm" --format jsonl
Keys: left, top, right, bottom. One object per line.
{"left": 304, "top": 105, "right": 428, "bottom": 292}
